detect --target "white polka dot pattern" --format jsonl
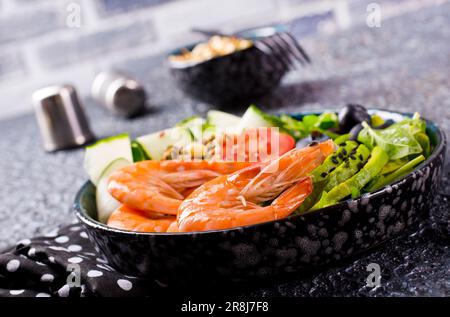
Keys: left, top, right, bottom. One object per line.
{"left": 0, "top": 224, "right": 147, "bottom": 297}
{"left": 28, "top": 248, "right": 36, "bottom": 257}
{"left": 87, "top": 270, "right": 103, "bottom": 278}
{"left": 68, "top": 257, "right": 83, "bottom": 264}
{"left": 55, "top": 236, "right": 69, "bottom": 244}
{"left": 58, "top": 285, "right": 70, "bottom": 297}
{"left": 10, "top": 289, "right": 25, "bottom": 295}
{"left": 40, "top": 273, "right": 54, "bottom": 283}
{"left": 117, "top": 279, "right": 133, "bottom": 291}
{"left": 6, "top": 259, "right": 20, "bottom": 272}
{"left": 68, "top": 245, "right": 82, "bottom": 252}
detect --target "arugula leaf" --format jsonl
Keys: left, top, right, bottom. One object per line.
{"left": 315, "top": 112, "right": 338, "bottom": 130}
{"left": 302, "top": 115, "right": 318, "bottom": 130}
{"left": 279, "top": 112, "right": 339, "bottom": 141}
{"left": 279, "top": 115, "right": 308, "bottom": 139}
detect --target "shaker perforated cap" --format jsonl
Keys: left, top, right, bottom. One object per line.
{"left": 91, "top": 71, "right": 146, "bottom": 117}
{"left": 32, "top": 84, "right": 94, "bottom": 152}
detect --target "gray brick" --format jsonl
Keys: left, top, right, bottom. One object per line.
{"left": 96, "top": 0, "right": 173, "bottom": 15}
{"left": 0, "top": 49, "right": 26, "bottom": 81}
{"left": 37, "top": 19, "right": 157, "bottom": 69}
{"left": 0, "top": 7, "right": 66, "bottom": 44}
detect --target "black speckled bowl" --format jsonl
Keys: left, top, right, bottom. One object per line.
{"left": 167, "top": 33, "right": 290, "bottom": 106}
{"left": 74, "top": 109, "right": 446, "bottom": 285}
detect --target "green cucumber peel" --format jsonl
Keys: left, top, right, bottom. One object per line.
{"left": 176, "top": 115, "right": 203, "bottom": 127}
{"left": 85, "top": 133, "right": 130, "bottom": 149}
{"left": 84, "top": 133, "right": 132, "bottom": 186}
{"left": 131, "top": 141, "right": 150, "bottom": 162}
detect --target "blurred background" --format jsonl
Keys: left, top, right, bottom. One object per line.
{"left": 0, "top": 0, "right": 446, "bottom": 119}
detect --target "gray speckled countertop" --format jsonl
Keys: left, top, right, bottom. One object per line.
{"left": 0, "top": 3, "right": 449, "bottom": 296}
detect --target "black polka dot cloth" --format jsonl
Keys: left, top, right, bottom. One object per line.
{"left": 0, "top": 222, "right": 158, "bottom": 297}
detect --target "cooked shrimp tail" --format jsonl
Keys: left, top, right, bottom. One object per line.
{"left": 107, "top": 205, "right": 176, "bottom": 233}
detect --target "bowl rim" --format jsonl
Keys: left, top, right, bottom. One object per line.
{"left": 74, "top": 108, "right": 447, "bottom": 237}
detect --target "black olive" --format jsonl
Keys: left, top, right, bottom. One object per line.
{"left": 338, "top": 104, "right": 370, "bottom": 133}
{"left": 349, "top": 123, "right": 364, "bottom": 140}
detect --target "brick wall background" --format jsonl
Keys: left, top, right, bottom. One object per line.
{"left": 0, "top": 0, "right": 443, "bottom": 119}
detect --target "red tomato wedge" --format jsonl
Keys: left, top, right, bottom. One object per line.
{"left": 278, "top": 132, "right": 296, "bottom": 155}
{"left": 218, "top": 128, "right": 295, "bottom": 162}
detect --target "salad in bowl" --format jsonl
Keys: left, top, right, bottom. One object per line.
{"left": 82, "top": 104, "right": 437, "bottom": 233}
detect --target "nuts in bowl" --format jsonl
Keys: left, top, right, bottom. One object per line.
{"left": 169, "top": 36, "right": 253, "bottom": 65}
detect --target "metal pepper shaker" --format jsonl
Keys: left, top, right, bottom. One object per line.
{"left": 91, "top": 71, "right": 146, "bottom": 117}
{"left": 32, "top": 84, "right": 95, "bottom": 152}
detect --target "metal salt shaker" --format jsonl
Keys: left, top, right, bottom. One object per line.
{"left": 91, "top": 71, "right": 146, "bottom": 117}
{"left": 32, "top": 84, "right": 95, "bottom": 152}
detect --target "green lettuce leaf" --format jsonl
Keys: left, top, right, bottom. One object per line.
{"left": 357, "top": 115, "right": 425, "bottom": 160}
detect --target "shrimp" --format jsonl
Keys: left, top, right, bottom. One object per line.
{"left": 177, "top": 140, "right": 335, "bottom": 232}
{"left": 108, "top": 160, "right": 252, "bottom": 216}
{"left": 107, "top": 205, "right": 176, "bottom": 233}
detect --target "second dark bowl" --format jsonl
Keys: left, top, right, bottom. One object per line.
{"left": 167, "top": 40, "right": 289, "bottom": 106}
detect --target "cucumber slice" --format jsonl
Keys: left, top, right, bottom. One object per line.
{"left": 177, "top": 116, "right": 205, "bottom": 141}
{"left": 207, "top": 110, "right": 240, "bottom": 128}
{"left": 239, "top": 105, "right": 276, "bottom": 131}
{"left": 83, "top": 134, "right": 132, "bottom": 186}
{"left": 202, "top": 124, "right": 217, "bottom": 141}
{"left": 177, "top": 115, "right": 204, "bottom": 127}
{"left": 135, "top": 127, "right": 193, "bottom": 160}
{"left": 96, "top": 158, "right": 131, "bottom": 223}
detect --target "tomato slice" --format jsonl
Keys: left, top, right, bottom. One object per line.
{"left": 278, "top": 132, "right": 296, "bottom": 155}
{"left": 218, "top": 128, "right": 295, "bottom": 162}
